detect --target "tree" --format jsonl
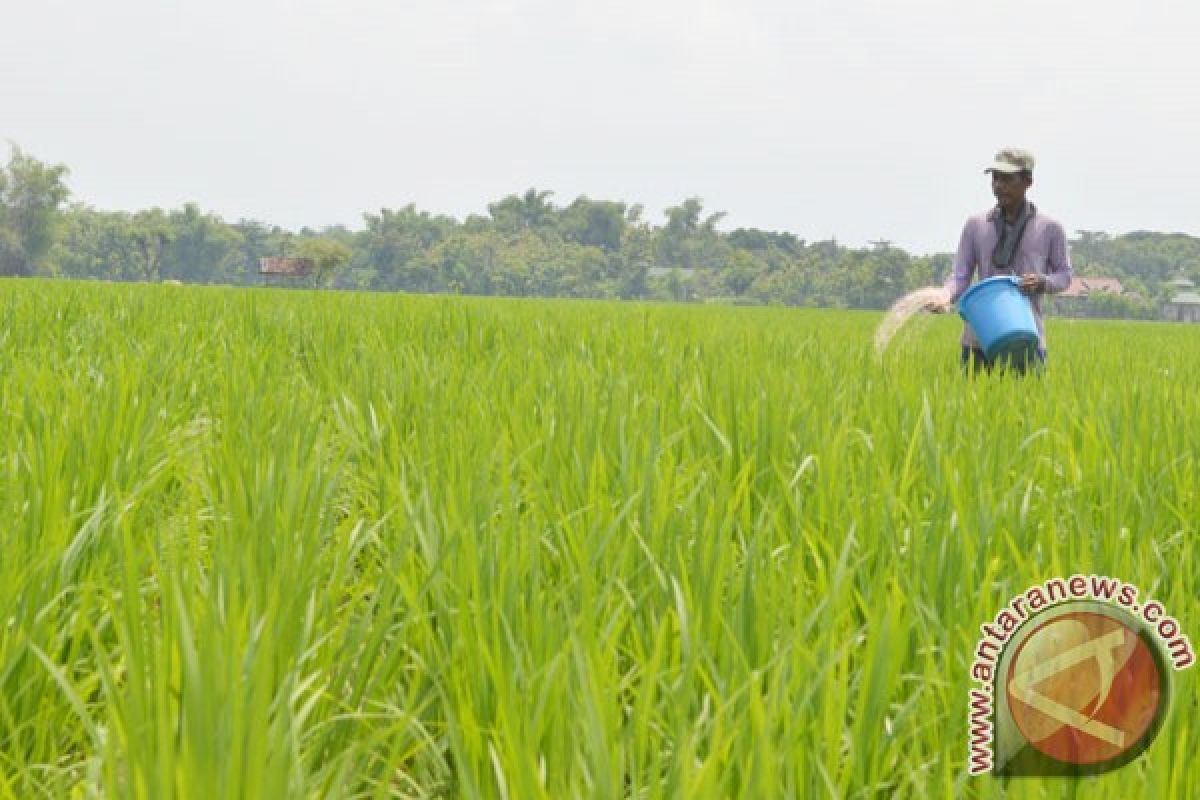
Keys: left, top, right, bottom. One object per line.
{"left": 130, "top": 209, "right": 172, "bottom": 282}
{"left": 722, "top": 250, "right": 762, "bottom": 296}
{"left": 163, "top": 203, "right": 243, "bottom": 283}
{"left": 560, "top": 196, "right": 627, "bottom": 251}
{"left": 0, "top": 228, "right": 29, "bottom": 276}
{"left": 233, "top": 219, "right": 295, "bottom": 281}
{"left": 51, "top": 207, "right": 139, "bottom": 280}
{"left": 663, "top": 197, "right": 704, "bottom": 235}
{"left": 360, "top": 205, "right": 456, "bottom": 290}
{"left": 0, "top": 145, "right": 70, "bottom": 274}
{"left": 293, "top": 237, "right": 352, "bottom": 287}
{"left": 487, "top": 189, "right": 557, "bottom": 235}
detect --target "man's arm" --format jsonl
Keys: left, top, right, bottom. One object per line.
{"left": 1041, "top": 221, "right": 1073, "bottom": 293}
{"left": 944, "top": 219, "right": 977, "bottom": 302}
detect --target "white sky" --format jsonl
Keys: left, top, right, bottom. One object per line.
{"left": 4, "top": 0, "right": 1200, "bottom": 254}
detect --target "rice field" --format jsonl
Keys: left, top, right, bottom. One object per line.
{"left": 1, "top": 278, "right": 1196, "bottom": 798}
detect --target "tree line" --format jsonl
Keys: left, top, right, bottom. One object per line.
{"left": 2, "top": 145, "right": 1197, "bottom": 316}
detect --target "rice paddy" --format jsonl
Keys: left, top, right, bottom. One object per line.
{"left": 1, "top": 279, "right": 1196, "bottom": 798}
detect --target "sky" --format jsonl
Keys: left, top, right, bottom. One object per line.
{"left": 4, "top": 0, "right": 1200, "bottom": 254}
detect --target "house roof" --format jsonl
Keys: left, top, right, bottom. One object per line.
{"left": 1059, "top": 276, "right": 1124, "bottom": 297}
{"left": 1168, "top": 291, "right": 1200, "bottom": 305}
{"left": 259, "top": 257, "right": 314, "bottom": 276}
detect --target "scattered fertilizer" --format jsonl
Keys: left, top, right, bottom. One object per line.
{"left": 874, "top": 287, "right": 952, "bottom": 356}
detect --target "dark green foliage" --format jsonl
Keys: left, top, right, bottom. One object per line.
{"left": 0, "top": 145, "right": 70, "bottom": 274}
{"left": 8, "top": 144, "right": 1200, "bottom": 316}
{"left": 1071, "top": 230, "right": 1200, "bottom": 296}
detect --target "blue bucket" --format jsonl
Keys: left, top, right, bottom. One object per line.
{"left": 957, "top": 276, "right": 1040, "bottom": 364}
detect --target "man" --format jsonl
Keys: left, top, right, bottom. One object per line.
{"left": 930, "top": 148, "right": 1073, "bottom": 372}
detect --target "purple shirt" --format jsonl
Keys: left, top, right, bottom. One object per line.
{"left": 944, "top": 207, "right": 1073, "bottom": 349}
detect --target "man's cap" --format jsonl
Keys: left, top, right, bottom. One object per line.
{"left": 985, "top": 148, "right": 1035, "bottom": 174}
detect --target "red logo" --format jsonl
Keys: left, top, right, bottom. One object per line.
{"left": 1005, "top": 611, "right": 1164, "bottom": 766}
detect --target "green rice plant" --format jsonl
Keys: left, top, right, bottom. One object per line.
{"left": 0, "top": 279, "right": 1195, "bottom": 798}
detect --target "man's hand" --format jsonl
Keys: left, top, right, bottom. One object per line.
{"left": 920, "top": 289, "right": 953, "bottom": 314}
{"left": 1019, "top": 273, "right": 1046, "bottom": 296}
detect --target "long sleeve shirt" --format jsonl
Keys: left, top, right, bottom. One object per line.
{"left": 944, "top": 207, "right": 1073, "bottom": 349}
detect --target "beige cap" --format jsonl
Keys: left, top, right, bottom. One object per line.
{"left": 985, "top": 148, "right": 1035, "bottom": 174}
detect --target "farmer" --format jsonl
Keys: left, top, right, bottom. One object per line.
{"left": 929, "top": 148, "right": 1073, "bottom": 372}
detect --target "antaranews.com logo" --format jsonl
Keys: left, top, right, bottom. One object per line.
{"left": 967, "top": 574, "right": 1194, "bottom": 777}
